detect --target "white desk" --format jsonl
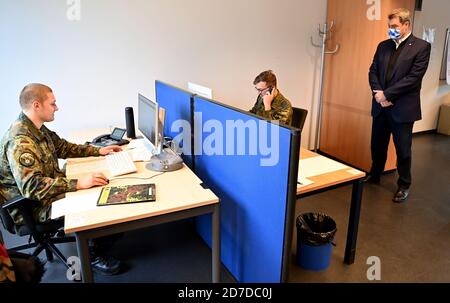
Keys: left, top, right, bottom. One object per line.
{"left": 61, "top": 129, "right": 220, "bottom": 282}
{"left": 297, "top": 148, "right": 365, "bottom": 264}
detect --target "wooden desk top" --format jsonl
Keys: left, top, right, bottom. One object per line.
{"left": 61, "top": 129, "right": 218, "bottom": 234}
{"left": 297, "top": 148, "right": 366, "bottom": 195}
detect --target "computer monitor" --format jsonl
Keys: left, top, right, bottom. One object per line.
{"left": 138, "top": 93, "right": 182, "bottom": 171}
{"left": 138, "top": 93, "right": 160, "bottom": 152}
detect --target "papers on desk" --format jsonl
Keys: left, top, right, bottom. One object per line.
{"left": 126, "top": 138, "right": 145, "bottom": 149}
{"left": 51, "top": 192, "right": 100, "bottom": 219}
{"left": 298, "top": 156, "right": 348, "bottom": 180}
{"left": 346, "top": 168, "right": 362, "bottom": 175}
{"left": 297, "top": 177, "right": 314, "bottom": 188}
{"left": 128, "top": 147, "right": 152, "bottom": 162}
{"left": 126, "top": 139, "right": 153, "bottom": 162}
{"left": 58, "top": 159, "right": 67, "bottom": 170}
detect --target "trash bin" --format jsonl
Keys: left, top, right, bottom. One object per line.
{"left": 296, "top": 212, "right": 337, "bottom": 271}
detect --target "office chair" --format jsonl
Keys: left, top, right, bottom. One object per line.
{"left": 0, "top": 196, "right": 75, "bottom": 268}
{"left": 292, "top": 107, "right": 308, "bottom": 130}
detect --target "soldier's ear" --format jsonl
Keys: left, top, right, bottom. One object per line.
{"left": 31, "top": 100, "right": 41, "bottom": 110}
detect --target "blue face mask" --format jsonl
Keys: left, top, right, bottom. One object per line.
{"left": 388, "top": 28, "right": 401, "bottom": 40}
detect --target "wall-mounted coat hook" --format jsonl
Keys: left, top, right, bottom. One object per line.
{"left": 310, "top": 21, "right": 340, "bottom": 151}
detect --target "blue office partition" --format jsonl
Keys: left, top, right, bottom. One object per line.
{"left": 193, "top": 96, "right": 295, "bottom": 282}
{"left": 155, "top": 80, "right": 194, "bottom": 168}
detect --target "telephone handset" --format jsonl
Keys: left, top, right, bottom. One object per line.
{"left": 90, "top": 127, "right": 129, "bottom": 147}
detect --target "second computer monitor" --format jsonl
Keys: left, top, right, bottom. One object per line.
{"left": 138, "top": 93, "right": 165, "bottom": 154}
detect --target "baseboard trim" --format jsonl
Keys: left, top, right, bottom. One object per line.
{"left": 413, "top": 129, "right": 437, "bottom": 136}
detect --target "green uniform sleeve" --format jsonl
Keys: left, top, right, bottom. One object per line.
{"left": 248, "top": 94, "right": 293, "bottom": 125}
{"left": 271, "top": 107, "right": 293, "bottom": 125}
{"left": 258, "top": 109, "right": 275, "bottom": 120}
{"left": 47, "top": 130, "right": 100, "bottom": 159}
{"left": 249, "top": 100, "right": 258, "bottom": 114}
{"left": 6, "top": 136, "right": 78, "bottom": 205}
{"left": 271, "top": 96, "right": 293, "bottom": 125}
{"left": 260, "top": 104, "right": 293, "bottom": 125}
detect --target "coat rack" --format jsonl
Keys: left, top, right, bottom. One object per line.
{"left": 310, "top": 21, "right": 340, "bottom": 151}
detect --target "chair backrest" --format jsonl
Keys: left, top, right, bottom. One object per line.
{"left": 292, "top": 107, "right": 308, "bottom": 131}
{"left": 1, "top": 196, "right": 38, "bottom": 236}
{"left": 0, "top": 207, "right": 16, "bottom": 235}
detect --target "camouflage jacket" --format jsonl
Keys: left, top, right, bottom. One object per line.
{"left": 0, "top": 230, "right": 15, "bottom": 283}
{"left": 249, "top": 91, "right": 293, "bottom": 126}
{"left": 0, "top": 112, "right": 101, "bottom": 224}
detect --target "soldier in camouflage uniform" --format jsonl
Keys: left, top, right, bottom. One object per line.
{"left": 250, "top": 70, "right": 293, "bottom": 126}
{"left": 0, "top": 83, "right": 123, "bottom": 275}
{"left": 0, "top": 112, "right": 105, "bottom": 224}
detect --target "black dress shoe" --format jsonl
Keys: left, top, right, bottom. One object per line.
{"left": 91, "top": 255, "right": 121, "bottom": 276}
{"left": 392, "top": 188, "right": 409, "bottom": 203}
{"left": 363, "top": 175, "right": 380, "bottom": 184}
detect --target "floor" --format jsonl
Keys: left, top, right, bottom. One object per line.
{"left": 1, "top": 133, "right": 449, "bottom": 283}
{"left": 289, "top": 133, "right": 450, "bottom": 282}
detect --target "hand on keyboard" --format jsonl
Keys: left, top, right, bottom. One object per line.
{"left": 76, "top": 172, "right": 109, "bottom": 189}
{"left": 99, "top": 145, "right": 123, "bottom": 156}
{"left": 106, "top": 151, "right": 138, "bottom": 176}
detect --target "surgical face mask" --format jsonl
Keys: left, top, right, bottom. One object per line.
{"left": 388, "top": 28, "right": 401, "bottom": 40}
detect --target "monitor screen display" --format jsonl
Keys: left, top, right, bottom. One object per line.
{"left": 138, "top": 93, "right": 158, "bottom": 147}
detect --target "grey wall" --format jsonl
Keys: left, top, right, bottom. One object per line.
{"left": 413, "top": 0, "right": 450, "bottom": 131}
{"left": 0, "top": 0, "right": 326, "bottom": 147}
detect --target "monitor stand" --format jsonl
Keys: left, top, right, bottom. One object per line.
{"left": 146, "top": 148, "right": 183, "bottom": 172}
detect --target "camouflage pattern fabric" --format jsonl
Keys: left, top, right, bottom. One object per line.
{"left": 249, "top": 91, "right": 293, "bottom": 126}
{"left": 0, "top": 112, "right": 101, "bottom": 224}
{"left": 0, "top": 231, "right": 16, "bottom": 283}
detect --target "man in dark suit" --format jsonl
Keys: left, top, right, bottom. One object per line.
{"left": 367, "top": 8, "right": 431, "bottom": 203}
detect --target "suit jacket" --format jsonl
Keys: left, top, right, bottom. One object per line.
{"left": 369, "top": 35, "right": 431, "bottom": 123}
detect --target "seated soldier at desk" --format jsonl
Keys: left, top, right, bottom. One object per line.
{"left": 0, "top": 83, "right": 124, "bottom": 275}
{"left": 250, "top": 70, "right": 293, "bottom": 126}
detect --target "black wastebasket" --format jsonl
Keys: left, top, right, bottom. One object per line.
{"left": 296, "top": 212, "right": 337, "bottom": 271}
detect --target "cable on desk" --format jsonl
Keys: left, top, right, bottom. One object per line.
{"left": 109, "top": 172, "right": 166, "bottom": 181}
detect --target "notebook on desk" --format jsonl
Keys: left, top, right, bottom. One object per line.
{"left": 97, "top": 183, "right": 156, "bottom": 206}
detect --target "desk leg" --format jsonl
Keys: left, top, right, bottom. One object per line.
{"left": 212, "top": 203, "right": 220, "bottom": 283}
{"left": 344, "top": 179, "right": 364, "bottom": 264}
{"left": 75, "top": 233, "right": 93, "bottom": 283}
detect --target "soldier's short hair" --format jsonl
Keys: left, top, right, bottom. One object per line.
{"left": 19, "top": 83, "right": 53, "bottom": 110}
{"left": 388, "top": 8, "right": 411, "bottom": 25}
{"left": 253, "top": 70, "right": 277, "bottom": 88}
